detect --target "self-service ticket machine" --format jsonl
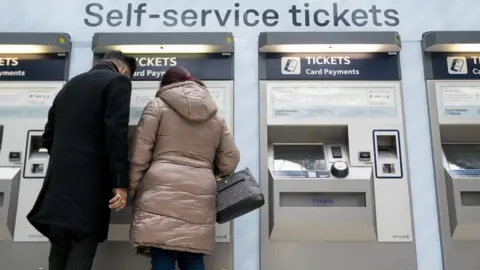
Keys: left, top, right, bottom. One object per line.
{"left": 422, "top": 31, "right": 480, "bottom": 270}
{"left": 92, "top": 32, "right": 235, "bottom": 270}
{"left": 0, "top": 33, "right": 71, "bottom": 242}
{"left": 258, "top": 32, "right": 417, "bottom": 270}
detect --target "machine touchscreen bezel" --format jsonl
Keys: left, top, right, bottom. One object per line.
{"left": 443, "top": 143, "right": 480, "bottom": 170}
{"left": 272, "top": 143, "right": 327, "bottom": 171}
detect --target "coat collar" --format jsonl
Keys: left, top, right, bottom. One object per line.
{"left": 91, "top": 61, "right": 119, "bottom": 73}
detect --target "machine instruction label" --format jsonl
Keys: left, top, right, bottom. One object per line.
{"left": 0, "top": 54, "right": 67, "bottom": 81}
{"left": 430, "top": 53, "right": 480, "bottom": 80}
{"left": 129, "top": 90, "right": 156, "bottom": 119}
{"left": 208, "top": 87, "right": 227, "bottom": 117}
{"left": 129, "top": 86, "right": 229, "bottom": 121}
{"left": 263, "top": 53, "right": 400, "bottom": 80}
{"left": 273, "top": 170, "right": 330, "bottom": 178}
{"left": 269, "top": 86, "right": 397, "bottom": 118}
{"left": 122, "top": 53, "right": 233, "bottom": 81}
{"left": 0, "top": 88, "right": 56, "bottom": 118}
{"left": 442, "top": 87, "right": 480, "bottom": 117}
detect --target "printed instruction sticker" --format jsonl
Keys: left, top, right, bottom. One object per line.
{"left": 131, "top": 90, "right": 155, "bottom": 107}
{"left": 367, "top": 88, "right": 395, "bottom": 106}
{"left": 27, "top": 90, "right": 55, "bottom": 106}
{"left": 208, "top": 87, "right": 226, "bottom": 116}
{"left": 271, "top": 87, "right": 395, "bottom": 109}
{"left": 443, "top": 87, "right": 480, "bottom": 106}
{"left": 0, "top": 91, "right": 25, "bottom": 106}
{"left": 442, "top": 87, "right": 480, "bottom": 117}
{"left": 269, "top": 86, "right": 397, "bottom": 118}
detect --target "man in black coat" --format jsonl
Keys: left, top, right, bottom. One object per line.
{"left": 27, "top": 51, "right": 137, "bottom": 270}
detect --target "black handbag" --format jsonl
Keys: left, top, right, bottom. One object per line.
{"left": 216, "top": 168, "right": 265, "bottom": 224}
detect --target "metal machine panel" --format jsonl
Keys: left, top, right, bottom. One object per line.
{"left": 422, "top": 30, "right": 480, "bottom": 270}
{"left": 268, "top": 143, "right": 375, "bottom": 242}
{"left": 0, "top": 32, "right": 71, "bottom": 54}
{"left": 260, "top": 81, "right": 416, "bottom": 270}
{"left": 92, "top": 32, "right": 234, "bottom": 54}
{"left": 0, "top": 32, "right": 71, "bottom": 243}
{"left": 425, "top": 79, "right": 480, "bottom": 270}
{"left": 259, "top": 31, "right": 416, "bottom": 270}
{"left": 0, "top": 167, "right": 20, "bottom": 240}
{"left": 433, "top": 81, "right": 480, "bottom": 125}
{"left": 91, "top": 31, "right": 236, "bottom": 270}
{"left": 0, "top": 82, "right": 64, "bottom": 242}
{"left": 259, "top": 31, "right": 401, "bottom": 53}
{"left": 265, "top": 81, "right": 401, "bottom": 126}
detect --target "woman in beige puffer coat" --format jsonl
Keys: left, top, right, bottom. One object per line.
{"left": 129, "top": 66, "right": 240, "bottom": 270}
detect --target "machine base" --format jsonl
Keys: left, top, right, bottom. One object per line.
{"left": 261, "top": 241, "right": 416, "bottom": 270}
{"left": 0, "top": 241, "right": 232, "bottom": 270}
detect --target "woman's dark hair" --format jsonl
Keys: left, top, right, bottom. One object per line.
{"left": 160, "top": 66, "right": 205, "bottom": 87}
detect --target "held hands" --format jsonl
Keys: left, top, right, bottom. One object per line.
{"left": 109, "top": 188, "right": 127, "bottom": 211}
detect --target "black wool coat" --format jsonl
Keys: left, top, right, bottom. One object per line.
{"left": 27, "top": 63, "right": 132, "bottom": 242}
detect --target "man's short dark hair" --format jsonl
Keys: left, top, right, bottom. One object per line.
{"left": 102, "top": 51, "right": 137, "bottom": 74}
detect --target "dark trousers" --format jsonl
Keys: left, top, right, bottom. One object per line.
{"left": 150, "top": 247, "right": 205, "bottom": 270}
{"left": 48, "top": 226, "right": 99, "bottom": 270}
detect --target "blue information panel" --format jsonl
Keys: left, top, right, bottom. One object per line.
{"left": 429, "top": 52, "right": 480, "bottom": 80}
{"left": 263, "top": 53, "right": 400, "bottom": 80}
{"left": 128, "top": 53, "right": 233, "bottom": 81}
{"left": 0, "top": 54, "right": 67, "bottom": 81}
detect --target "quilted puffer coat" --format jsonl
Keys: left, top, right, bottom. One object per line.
{"left": 129, "top": 81, "right": 240, "bottom": 255}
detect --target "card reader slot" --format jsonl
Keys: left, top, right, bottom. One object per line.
{"left": 331, "top": 146, "right": 342, "bottom": 159}
{"left": 28, "top": 135, "right": 47, "bottom": 159}
{"left": 376, "top": 135, "right": 398, "bottom": 159}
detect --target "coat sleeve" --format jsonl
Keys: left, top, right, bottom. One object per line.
{"left": 129, "top": 99, "right": 162, "bottom": 196}
{"left": 104, "top": 75, "right": 132, "bottom": 189}
{"left": 215, "top": 118, "right": 240, "bottom": 176}
{"left": 41, "top": 98, "right": 56, "bottom": 154}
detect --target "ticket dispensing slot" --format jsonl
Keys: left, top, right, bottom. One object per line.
{"left": 373, "top": 130, "right": 403, "bottom": 178}
{"left": 0, "top": 167, "right": 20, "bottom": 240}
{"left": 267, "top": 126, "right": 374, "bottom": 241}
{"left": 23, "top": 130, "right": 48, "bottom": 178}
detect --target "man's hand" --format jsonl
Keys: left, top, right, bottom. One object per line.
{"left": 109, "top": 188, "right": 127, "bottom": 211}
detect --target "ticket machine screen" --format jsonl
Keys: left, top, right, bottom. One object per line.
{"left": 443, "top": 144, "right": 480, "bottom": 170}
{"left": 273, "top": 145, "right": 327, "bottom": 171}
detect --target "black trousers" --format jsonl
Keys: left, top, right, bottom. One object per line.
{"left": 48, "top": 226, "right": 99, "bottom": 270}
